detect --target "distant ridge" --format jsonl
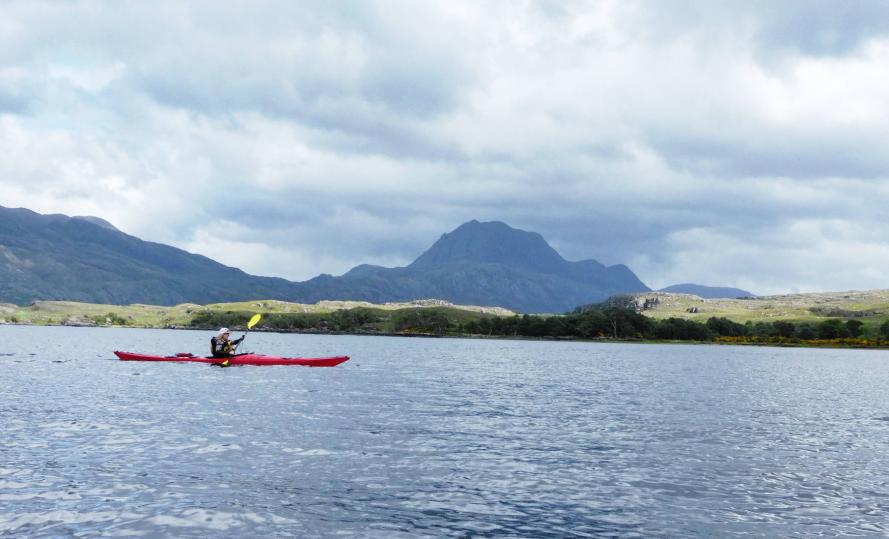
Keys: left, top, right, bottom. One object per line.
{"left": 73, "top": 215, "right": 119, "bottom": 231}
{"left": 1, "top": 207, "right": 650, "bottom": 312}
{"left": 0, "top": 206, "right": 297, "bottom": 305}
{"left": 292, "top": 220, "right": 651, "bottom": 312}
{"left": 410, "top": 220, "right": 567, "bottom": 272}
{"left": 659, "top": 283, "right": 754, "bottom": 299}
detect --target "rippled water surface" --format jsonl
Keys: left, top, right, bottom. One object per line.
{"left": 3, "top": 325, "right": 889, "bottom": 537}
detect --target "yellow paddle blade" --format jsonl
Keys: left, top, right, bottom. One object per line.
{"left": 247, "top": 313, "right": 262, "bottom": 329}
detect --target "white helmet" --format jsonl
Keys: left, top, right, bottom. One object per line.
{"left": 217, "top": 327, "right": 230, "bottom": 337}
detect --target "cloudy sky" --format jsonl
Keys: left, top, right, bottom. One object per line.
{"left": 2, "top": 0, "right": 889, "bottom": 295}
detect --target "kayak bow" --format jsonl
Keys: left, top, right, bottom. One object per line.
{"left": 114, "top": 351, "right": 349, "bottom": 367}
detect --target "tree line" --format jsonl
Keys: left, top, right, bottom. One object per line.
{"left": 188, "top": 306, "right": 889, "bottom": 345}
{"left": 464, "top": 309, "right": 889, "bottom": 342}
{"left": 189, "top": 307, "right": 458, "bottom": 334}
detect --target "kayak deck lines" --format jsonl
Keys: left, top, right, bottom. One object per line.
{"left": 114, "top": 351, "right": 349, "bottom": 367}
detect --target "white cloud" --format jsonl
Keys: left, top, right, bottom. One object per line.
{"left": 49, "top": 62, "right": 126, "bottom": 93}
{"left": 1, "top": 1, "right": 888, "bottom": 293}
{"left": 634, "top": 217, "right": 889, "bottom": 295}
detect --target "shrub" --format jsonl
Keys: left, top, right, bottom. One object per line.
{"left": 773, "top": 320, "right": 796, "bottom": 339}
{"left": 796, "top": 324, "right": 817, "bottom": 340}
{"left": 845, "top": 320, "right": 865, "bottom": 338}
{"left": 390, "top": 308, "right": 451, "bottom": 334}
{"left": 817, "top": 319, "right": 850, "bottom": 339}
{"left": 105, "top": 312, "right": 129, "bottom": 325}
{"left": 189, "top": 310, "right": 254, "bottom": 329}
{"left": 707, "top": 317, "right": 748, "bottom": 337}
{"left": 654, "top": 318, "right": 712, "bottom": 340}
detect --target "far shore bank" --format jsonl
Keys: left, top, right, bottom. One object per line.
{"left": 4, "top": 297, "right": 889, "bottom": 350}
{"left": 5, "top": 320, "right": 889, "bottom": 351}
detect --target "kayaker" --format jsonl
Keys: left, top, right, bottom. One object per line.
{"left": 211, "top": 328, "right": 243, "bottom": 359}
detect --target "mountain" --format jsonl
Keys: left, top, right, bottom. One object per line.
{"left": 409, "top": 220, "right": 566, "bottom": 272}
{"left": 1, "top": 207, "right": 650, "bottom": 312}
{"left": 73, "top": 215, "right": 119, "bottom": 231}
{"left": 659, "top": 283, "right": 754, "bottom": 298}
{"left": 0, "top": 206, "right": 297, "bottom": 305}
{"left": 287, "top": 220, "right": 650, "bottom": 312}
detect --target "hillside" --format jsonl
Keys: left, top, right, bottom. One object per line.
{"left": 287, "top": 220, "right": 650, "bottom": 312}
{"left": 0, "top": 206, "right": 298, "bottom": 305}
{"left": 631, "top": 289, "right": 889, "bottom": 326}
{"left": 6, "top": 290, "right": 888, "bottom": 346}
{"left": 0, "top": 298, "right": 513, "bottom": 328}
{"left": 0, "top": 208, "right": 651, "bottom": 312}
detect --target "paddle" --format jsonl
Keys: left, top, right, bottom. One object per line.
{"left": 233, "top": 313, "right": 262, "bottom": 354}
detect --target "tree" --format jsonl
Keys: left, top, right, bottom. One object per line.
{"left": 817, "top": 319, "right": 850, "bottom": 339}
{"left": 654, "top": 318, "right": 712, "bottom": 341}
{"left": 772, "top": 320, "right": 796, "bottom": 339}
{"left": 845, "top": 319, "right": 865, "bottom": 338}
{"left": 880, "top": 320, "right": 889, "bottom": 340}
{"left": 600, "top": 307, "right": 654, "bottom": 339}
{"left": 706, "top": 317, "right": 748, "bottom": 337}
{"left": 542, "top": 316, "right": 567, "bottom": 337}
{"left": 796, "top": 324, "right": 817, "bottom": 340}
{"left": 749, "top": 322, "right": 775, "bottom": 338}
{"left": 390, "top": 309, "right": 451, "bottom": 334}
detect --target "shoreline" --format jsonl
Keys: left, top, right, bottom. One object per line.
{"left": 5, "top": 321, "right": 889, "bottom": 351}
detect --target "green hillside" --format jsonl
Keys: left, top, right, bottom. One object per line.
{"left": 0, "top": 299, "right": 512, "bottom": 334}
{"left": 630, "top": 290, "right": 889, "bottom": 327}
{"left": 4, "top": 290, "right": 889, "bottom": 347}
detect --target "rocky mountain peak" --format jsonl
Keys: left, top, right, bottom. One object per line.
{"left": 408, "top": 220, "right": 566, "bottom": 273}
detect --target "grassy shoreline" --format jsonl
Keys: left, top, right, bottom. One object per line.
{"left": 0, "top": 299, "right": 511, "bottom": 328}
{"left": 4, "top": 295, "right": 889, "bottom": 350}
{"left": 5, "top": 318, "right": 889, "bottom": 351}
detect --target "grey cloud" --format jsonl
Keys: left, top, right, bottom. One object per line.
{"left": 647, "top": 131, "right": 889, "bottom": 181}
{"left": 3, "top": 1, "right": 473, "bottom": 159}
{"left": 0, "top": 91, "right": 30, "bottom": 114}
{"left": 753, "top": 0, "right": 889, "bottom": 57}
{"left": 0, "top": 74, "right": 40, "bottom": 115}
{"left": 135, "top": 60, "right": 468, "bottom": 161}
{"left": 2, "top": 1, "right": 889, "bottom": 293}
{"left": 193, "top": 181, "right": 440, "bottom": 265}
{"left": 116, "top": 3, "right": 476, "bottom": 161}
{"left": 635, "top": 0, "right": 889, "bottom": 58}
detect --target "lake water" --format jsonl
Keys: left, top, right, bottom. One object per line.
{"left": 2, "top": 325, "right": 889, "bottom": 537}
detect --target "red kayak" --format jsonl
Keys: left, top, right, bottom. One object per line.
{"left": 114, "top": 351, "right": 349, "bottom": 367}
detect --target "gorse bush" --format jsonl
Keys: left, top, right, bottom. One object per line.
{"left": 189, "top": 310, "right": 254, "bottom": 329}
{"left": 89, "top": 311, "right": 129, "bottom": 326}
{"left": 390, "top": 309, "right": 450, "bottom": 334}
